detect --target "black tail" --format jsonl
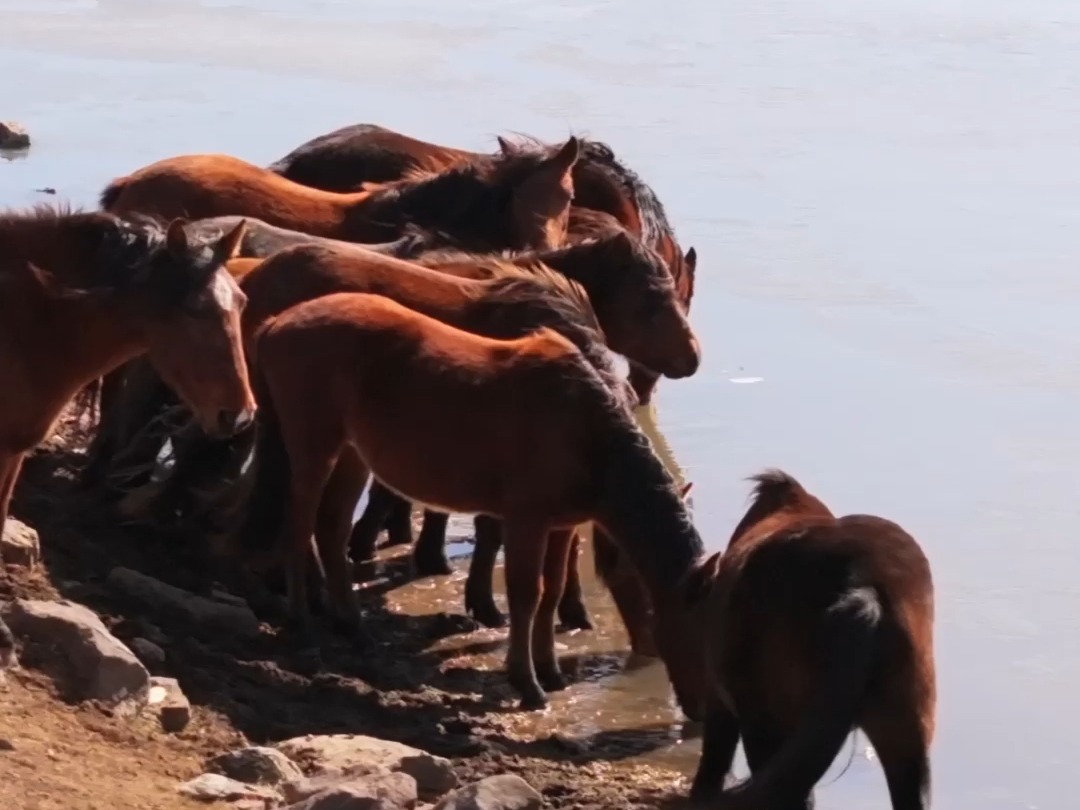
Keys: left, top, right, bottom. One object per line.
{"left": 99, "top": 178, "right": 127, "bottom": 210}
{"left": 724, "top": 586, "right": 882, "bottom": 807}
{"left": 234, "top": 378, "right": 291, "bottom": 564}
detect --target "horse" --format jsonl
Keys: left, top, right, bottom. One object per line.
{"left": 249, "top": 290, "right": 703, "bottom": 709}
{"left": 666, "top": 470, "right": 935, "bottom": 810}
{"left": 267, "top": 124, "right": 698, "bottom": 403}
{"left": 349, "top": 229, "right": 701, "bottom": 625}
{"left": 0, "top": 205, "right": 256, "bottom": 561}
{"left": 101, "top": 138, "right": 580, "bottom": 255}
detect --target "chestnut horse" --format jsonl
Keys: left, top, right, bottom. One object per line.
{"left": 250, "top": 290, "right": 703, "bottom": 708}
{"left": 101, "top": 139, "right": 580, "bottom": 254}
{"left": 268, "top": 124, "right": 698, "bottom": 402}
{"left": 667, "top": 470, "right": 935, "bottom": 810}
{"left": 0, "top": 205, "right": 256, "bottom": 560}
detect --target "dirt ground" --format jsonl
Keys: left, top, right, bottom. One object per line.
{"left": 0, "top": 416, "right": 688, "bottom": 810}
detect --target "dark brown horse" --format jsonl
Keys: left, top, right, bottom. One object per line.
{"left": 101, "top": 139, "right": 580, "bottom": 254}
{"left": 268, "top": 124, "right": 697, "bottom": 403}
{"left": 0, "top": 205, "right": 256, "bottom": 560}
{"left": 667, "top": 470, "right": 935, "bottom": 810}
{"left": 250, "top": 290, "right": 703, "bottom": 708}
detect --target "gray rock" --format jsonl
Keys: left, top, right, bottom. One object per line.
{"left": 148, "top": 676, "right": 191, "bottom": 732}
{"left": 0, "top": 122, "right": 29, "bottom": 150}
{"left": 287, "top": 772, "right": 417, "bottom": 810}
{"left": 278, "top": 734, "right": 457, "bottom": 800}
{"left": 107, "top": 567, "right": 260, "bottom": 637}
{"left": 129, "top": 637, "right": 166, "bottom": 668}
{"left": 1, "top": 518, "right": 40, "bottom": 568}
{"left": 1, "top": 599, "right": 148, "bottom": 711}
{"left": 432, "top": 776, "right": 541, "bottom": 810}
{"left": 0, "top": 614, "right": 15, "bottom": 670}
{"left": 283, "top": 765, "right": 394, "bottom": 804}
{"left": 177, "top": 773, "right": 280, "bottom": 803}
{"left": 209, "top": 745, "right": 304, "bottom": 786}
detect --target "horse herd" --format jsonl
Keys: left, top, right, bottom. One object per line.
{"left": 0, "top": 124, "right": 936, "bottom": 809}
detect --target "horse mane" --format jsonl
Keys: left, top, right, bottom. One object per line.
{"left": 0, "top": 204, "right": 219, "bottom": 305}
{"left": 746, "top": 468, "right": 810, "bottom": 506}
{"left": 727, "top": 468, "right": 836, "bottom": 550}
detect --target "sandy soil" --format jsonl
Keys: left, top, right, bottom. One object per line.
{"left": 0, "top": 416, "right": 687, "bottom": 810}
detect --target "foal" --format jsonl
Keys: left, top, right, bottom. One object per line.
{"left": 0, "top": 206, "right": 255, "bottom": 554}
{"left": 671, "top": 470, "right": 935, "bottom": 810}
{"left": 252, "top": 291, "right": 705, "bottom": 709}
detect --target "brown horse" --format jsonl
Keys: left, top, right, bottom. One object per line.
{"left": 665, "top": 470, "right": 935, "bottom": 810}
{"left": 250, "top": 290, "right": 703, "bottom": 708}
{"left": 101, "top": 139, "right": 580, "bottom": 254}
{"left": 268, "top": 124, "right": 697, "bottom": 402}
{"left": 0, "top": 205, "right": 256, "bottom": 558}
{"left": 351, "top": 229, "right": 700, "bottom": 615}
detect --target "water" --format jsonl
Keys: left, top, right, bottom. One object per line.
{"left": 4, "top": 0, "right": 1080, "bottom": 806}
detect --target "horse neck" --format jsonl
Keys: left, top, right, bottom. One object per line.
{"left": 527, "top": 242, "right": 606, "bottom": 299}
{"left": 341, "top": 187, "right": 410, "bottom": 242}
{"left": 594, "top": 417, "right": 706, "bottom": 605}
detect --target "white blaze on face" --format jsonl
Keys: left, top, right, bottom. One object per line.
{"left": 208, "top": 269, "right": 239, "bottom": 313}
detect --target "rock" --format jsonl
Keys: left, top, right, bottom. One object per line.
{"left": 283, "top": 766, "right": 394, "bottom": 804}
{"left": 278, "top": 735, "right": 457, "bottom": 800}
{"left": 1, "top": 599, "right": 148, "bottom": 711}
{"left": 1, "top": 518, "right": 40, "bottom": 568}
{"left": 107, "top": 567, "right": 260, "bottom": 638}
{"left": 0, "top": 614, "right": 15, "bottom": 670}
{"left": 432, "top": 776, "right": 541, "bottom": 810}
{"left": 147, "top": 676, "right": 191, "bottom": 732}
{"left": 177, "top": 773, "right": 280, "bottom": 803}
{"left": 209, "top": 746, "right": 304, "bottom": 786}
{"left": 129, "top": 637, "right": 166, "bottom": 668}
{"left": 0, "top": 122, "right": 29, "bottom": 150}
{"left": 288, "top": 772, "right": 417, "bottom": 810}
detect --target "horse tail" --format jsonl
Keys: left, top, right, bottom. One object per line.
{"left": 724, "top": 585, "right": 882, "bottom": 807}
{"left": 99, "top": 178, "right": 127, "bottom": 210}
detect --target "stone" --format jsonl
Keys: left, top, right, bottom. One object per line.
{"left": 432, "top": 776, "right": 541, "bottom": 810}
{"left": 177, "top": 773, "right": 280, "bottom": 803}
{"left": 288, "top": 772, "right": 417, "bottom": 810}
{"left": 209, "top": 746, "right": 303, "bottom": 786}
{"left": 147, "top": 676, "right": 191, "bottom": 732}
{"left": 0, "top": 614, "right": 16, "bottom": 670}
{"left": 0, "top": 122, "right": 29, "bottom": 150}
{"left": 277, "top": 735, "right": 457, "bottom": 800}
{"left": 1, "top": 518, "right": 40, "bottom": 568}
{"left": 283, "top": 765, "right": 394, "bottom": 804}
{"left": 1, "top": 599, "right": 148, "bottom": 710}
{"left": 107, "top": 567, "right": 260, "bottom": 638}
{"left": 129, "top": 637, "right": 166, "bottom": 668}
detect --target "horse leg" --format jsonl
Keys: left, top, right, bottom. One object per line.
{"left": 556, "top": 530, "right": 593, "bottom": 630}
{"left": 0, "top": 451, "right": 25, "bottom": 561}
{"left": 464, "top": 515, "right": 505, "bottom": 628}
{"left": 413, "top": 510, "right": 452, "bottom": 576}
{"left": 738, "top": 722, "right": 814, "bottom": 810}
{"left": 314, "top": 450, "right": 370, "bottom": 643}
{"left": 501, "top": 517, "right": 550, "bottom": 710}
{"left": 594, "top": 533, "right": 658, "bottom": 659}
{"left": 861, "top": 696, "right": 933, "bottom": 810}
{"left": 688, "top": 702, "right": 740, "bottom": 804}
{"left": 532, "top": 529, "right": 574, "bottom": 692}
{"left": 349, "top": 479, "right": 398, "bottom": 564}
{"left": 383, "top": 498, "right": 414, "bottom": 547}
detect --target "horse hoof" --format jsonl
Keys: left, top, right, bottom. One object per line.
{"left": 468, "top": 604, "right": 506, "bottom": 629}
{"left": 414, "top": 554, "right": 453, "bottom": 577}
{"left": 517, "top": 690, "right": 548, "bottom": 711}
{"left": 688, "top": 781, "right": 721, "bottom": 807}
{"left": 537, "top": 667, "right": 568, "bottom": 692}
{"left": 557, "top": 606, "right": 594, "bottom": 631}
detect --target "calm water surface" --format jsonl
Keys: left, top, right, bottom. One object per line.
{"left": 3, "top": 1, "right": 1080, "bottom": 807}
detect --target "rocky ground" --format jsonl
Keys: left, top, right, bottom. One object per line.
{"left": 0, "top": 413, "right": 688, "bottom": 810}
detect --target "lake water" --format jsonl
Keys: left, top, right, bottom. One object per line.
{"left": 3, "top": 1, "right": 1080, "bottom": 806}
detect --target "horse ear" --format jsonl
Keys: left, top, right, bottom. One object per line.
{"left": 684, "top": 247, "right": 697, "bottom": 278}
{"left": 679, "top": 481, "right": 694, "bottom": 501}
{"left": 217, "top": 219, "right": 247, "bottom": 261}
{"left": 612, "top": 228, "right": 636, "bottom": 253}
{"left": 496, "top": 135, "right": 514, "bottom": 155}
{"left": 165, "top": 219, "right": 190, "bottom": 256}
{"left": 681, "top": 557, "right": 716, "bottom": 607}
{"left": 548, "top": 136, "right": 580, "bottom": 173}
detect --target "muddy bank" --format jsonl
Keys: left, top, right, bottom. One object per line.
{"left": 0, "top": 416, "right": 689, "bottom": 810}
